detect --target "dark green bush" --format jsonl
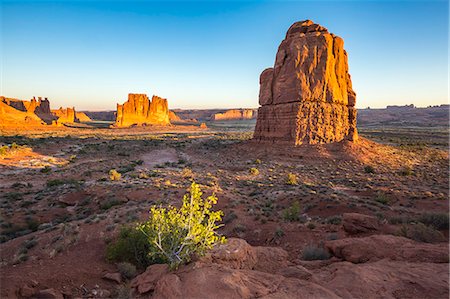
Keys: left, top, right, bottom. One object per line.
{"left": 106, "top": 226, "right": 161, "bottom": 269}
{"left": 418, "top": 213, "right": 449, "bottom": 230}
{"left": 283, "top": 201, "right": 301, "bottom": 222}
{"left": 301, "top": 244, "right": 330, "bottom": 261}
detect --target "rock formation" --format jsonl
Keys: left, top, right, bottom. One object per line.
{"left": 52, "top": 107, "right": 79, "bottom": 124}
{"left": 211, "top": 109, "right": 257, "bottom": 121}
{"left": 254, "top": 20, "right": 358, "bottom": 145}
{"left": 114, "top": 93, "right": 170, "bottom": 127}
{"left": 0, "top": 96, "right": 82, "bottom": 127}
{"left": 169, "top": 110, "right": 182, "bottom": 122}
{"left": 0, "top": 97, "right": 45, "bottom": 127}
{"left": 75, "top": 112, "right": 92, "bottom": 122}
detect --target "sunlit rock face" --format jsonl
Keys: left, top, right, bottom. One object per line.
{"left": 254, "top": 20, "right": 358, "bottom": 145}
{"left": 211, "top": 109, "right": 257, "bottom": 121}
{"left": 114, "top": 93, "right": 170, "bottom": 127}
{"left": 52, "top": 107, "right": 79, "bottom": 124}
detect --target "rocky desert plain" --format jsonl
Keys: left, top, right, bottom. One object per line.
{"left": 1, "top": 20, "right": 449, "bottom": 299}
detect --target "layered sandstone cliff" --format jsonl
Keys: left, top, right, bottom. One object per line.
{"left": 114, "top": 94, "right": 170, "bottom": 127}
{"left": 52, "top": 107, "right": 79, "bottom": 124}
{"left": 254, "top": 20, "right": 358, "bottom": 145}
{"left": 211, "top": 109, "right": 257, "bottom": 121}
{"left": 0, "top": 96, "right": 81, "bottom": 127}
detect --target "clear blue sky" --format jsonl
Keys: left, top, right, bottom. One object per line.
{"left": 1, "top": 0, "right": 448, "bottom": 110}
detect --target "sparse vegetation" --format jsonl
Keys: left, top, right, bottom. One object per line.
{"left": 397, "top": 223, "right": 445, "bottom": 243}
{"left": 364, "top": 165, "right": 375, "bottom": 173}
{"left": 283, "top": 201, "right": 301, "bottom": 222}
{"left": 301, "top": 244, "right": 330, "bottom": 261}
{"left": 249, "top": 167, "right": 259, "bottom": 176}
{"left": 137, "top": 182, "right": 226, "bottom": 268}
{"left": 106, "top": 226, "right": 155, "bottom": 269}
{"left": 286, "top": 173, "right": 298, "bottom": 185}
{"left": 117, "top": 262, "right": 137, "bottom": 279}
{"left": 109, "top": 169, "right": 121, "bottom": 181}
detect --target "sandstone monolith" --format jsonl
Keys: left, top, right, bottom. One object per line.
{"left": 254, "top": 20, "right": 358, "bottom": 145}
{"left": 114, "top": 93, "right": 170, "bottom": 127}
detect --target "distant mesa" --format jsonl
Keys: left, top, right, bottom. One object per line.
{"left": 114, "top": 93, "right": 170, "bottom": 127}
{"left": 211, "top": 109, "right": 257, "bottom": 121}
{"left": 0, "top": 96, "right": 80, "bottom": 127}
{"left": 254, "top": 20, "right": 358, "bottom": 145}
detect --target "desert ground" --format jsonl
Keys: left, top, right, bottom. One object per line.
{"left": 0, "top": 119, "right": 448, "bottom": 298}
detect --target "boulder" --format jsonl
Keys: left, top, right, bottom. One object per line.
{"left": 253, "top": 20, "right": 358, "bottom": 145}
{"left": 103, "top": 272, "right": 122, "bottom": 284}
{"left": 114, "top": 93, "right": 170, "bottom": 127}
{"left": 325, "top": 235, "right": 449, "bottom": 263}
{"left": 35, "top": 288, "right": 64, "bottom": 299}
{"left": 315, "top": 259, "right": 449, "bottom": 299}
{"left": 342, "top": 213, "right": 379, "bottom": 234}
{"left": 207, "top": 238, "right": 257, "bottom": 269}
{"left": 131, "top": 264, "right": 169, "bottom": 295}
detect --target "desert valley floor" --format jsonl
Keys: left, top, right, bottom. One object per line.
{"left": 0, "top": 122, "right": 448, "bottom": 298}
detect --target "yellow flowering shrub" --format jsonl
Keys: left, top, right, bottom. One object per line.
{"left": 138, "top": 182, "right": 226, "bottom": 268}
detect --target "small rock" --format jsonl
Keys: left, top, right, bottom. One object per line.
{"left": 35, "top": 288, "right": 64, "bottom": 299}
{"left": 103, "top": 272, "right": 122, "bottom": 284}
{"left": 342, "top": 213, "right": 379, "bottom": 234}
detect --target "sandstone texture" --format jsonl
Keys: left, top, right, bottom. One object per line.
{"left": 115, "top": 94, "right": 170, "bottom": 127}
{"left": 129, "top": 237, "right": 448, "bottom": 299}
{"left": 342, "top": 212, "right": 379, "bottom": 235}
{"left": 254, "top": 20, "right": 358, "bottom": 145}
{"left": 52, "top": 107, "right": 79, "bottom": 124}
{"left": 168, "top": 110, "right": 182, "bottom": 122}
{"left": 75, "top": 112, "right": 92, "bottom": 122}
{"left": 211, "top": 109, "right": 257, "bottom": 121}
{"left": 0, "top": 96, "right": 81, "bottom": 127}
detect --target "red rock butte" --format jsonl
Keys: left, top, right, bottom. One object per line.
{"left": 114, "top": 93, "right": 170, "bottom": 127}
{"left": 254, "top": 20, "right": 358, "bottom": 145}
{"left": 0, "top": 96, "right": 79, "bottom": 127}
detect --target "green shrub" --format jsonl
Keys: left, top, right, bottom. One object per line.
{"left": 283, "top": 201, "right": 300, "bottom": 222}
{"left": 418, "top": 213, "right": 449, "bottom": 230}
{"left": 301, "top": 244, "right": 330, "bottom": 261}
{"left": 138, "top": 182, "right": 226, "bottom": 268}
{"left": 375, "top": 192, "right": 390, "bottom": 205}
{"left": 398, "top": 166, "right": 413, "bottom": 176}
{"left": 249, "top": 168, "right": 259, "bottom": 176}
{"left": 286, "top": 173, "right": 298, "bottom": 185}
{"left": 106, "top": 226, "right": 156, "bottom": 269}
{"left": 397, "top": 223, "right": 445, "bottom": 243}
{"left": 117, "top": 262, "right": 137, "bottom": 279}
{"left": 326, "top": 216, "right": 342, "bottom": 225}
{"left": 40, "top": 166, "right": 52, "bottom": 173}
{"left": 364, "top": 165, "right": 375, "bottom": 173}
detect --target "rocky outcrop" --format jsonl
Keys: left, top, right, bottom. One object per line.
{"left": 0, "top": 98, "right": 45, "bottom": 127}
{"left": 342, "top": 213, "right": 379, "bottom": 235}
{"left": 114, "top": 93, "right": 170, "bottom": 127}
{"left": 130, "top": 237, "right": 449, "bottom": 299}
{"left": 254, "top": 20, "right": 358, "bottom": 145}
{"left": 211, "top": 109, "right": 257, "bottom": 121}
{"left": 169, "top": 110, "right": 182, "bottom": 122}
{"left": 75, "top": 112, "right": 92, "bottom": 122}
{"left": 325, "top": 235, "right": 449, "bottom": 264}
{"left": 51, "top": 107, "right": 79, "bottom": 124}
